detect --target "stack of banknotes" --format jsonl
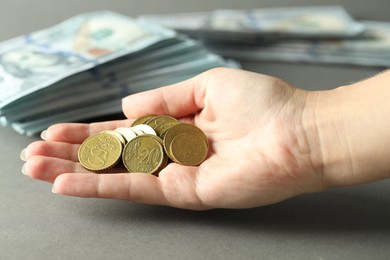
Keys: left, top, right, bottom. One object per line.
{"left": 141, "top": 6, "right": 390, "bottom": 67}
{"left": 0, "top": 11, "right": 238, "bottom": 136}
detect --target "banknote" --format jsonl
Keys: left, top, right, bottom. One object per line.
{"left": 0, "top": 11, "right": 238, "bottom": 135}
{"left": 209, "top": 6, "right": 365, "bottom": 37}
{"left": 11, "top": 99, "right": 123, "bottom": 136}
{"left": 5, "top": 52, "right": 227, "bottom": 123}
{"left": 11, "top": 54, "right": 239, "bottom": 136}
{"left": 1, "top": 40, "right": 214, "bottom": 120}
{"left": 140, "top": 6, "right": 365, "bottom": 39}
{"left": 139, "top": 12, "right": 211, "bottom": 31}
{"left": 0, "top": 11, "right": 176, "bottom": 108}
{"left": 205, "top": 21, "right": 390, "bottom": 67}
{"left": 0, "top": 37, "right": 201, "bottom": 115}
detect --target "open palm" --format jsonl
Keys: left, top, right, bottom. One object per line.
{"left": 23, "top": 68, "right": 324, "bottom": 210}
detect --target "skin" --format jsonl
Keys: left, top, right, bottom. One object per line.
{"left": 21, "top": 67, "right": 390, "bottom": 210}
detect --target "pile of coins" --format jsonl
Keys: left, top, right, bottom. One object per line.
{"left": 78, "top": 115, "right": 209, "bottom": 175}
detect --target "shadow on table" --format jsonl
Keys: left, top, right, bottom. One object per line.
{"left": 74, "top": 183, "right": 390, "bottom": 235}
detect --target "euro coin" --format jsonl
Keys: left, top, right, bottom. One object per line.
{"left": 79, "top": 115, "right": 209, "bottom": 174}
{"left": 131, "top": 115, "right": 156, "bottom": 127}
{"left": 131, "top": 124, "right": 157, "bottom": 136}
{"left": 115, "top": 127, "right": 137, "bottom": 143}
{"left": 78, "top": 132, "right": 123, "bottom": 172}
{"left": 122, "top": 134, "right": 165, "bottom": 175}
{"left": 145, "top": 115, "right": 177, "bottom": 130}
{"left": 154, "top": 121, "right": 181, "bottom": 137}
{"left": 131, "top": 126, "right": 145, "bottom": 136}
{"left": 103, "top": 130, "right": 126, "bottom": 146}
{"left": 157, "top": 152, "right": 169, "bottom": 175}
{"left": 144, "top": 134, "right": 168, "bottom": 174}
{"left": 163, "top": 123, "right": 208, "bottom": 166}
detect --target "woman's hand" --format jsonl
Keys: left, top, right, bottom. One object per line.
{"left": 21, "top": 68, "right": 342, "bottom": 210}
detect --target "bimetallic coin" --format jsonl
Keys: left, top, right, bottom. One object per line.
{"left": 131, "top": 115, "right": 156, "bottom": 127}
{"left": 115, "top": 127, "right": 137, "bottom": 143}
{"left": 78, "top": 132, "right": 123, "bottom": 172}
{"left": 122, "top": 135, "right": 165, "bottom": 175}
{"left": 163, "top": 123, "right": 208, "bottom": 166}
{"left": 145, "top": 115, "right": 177, "bottom": 130}
{"left": 131, "top": 124, "right": 157, "bottom": 136}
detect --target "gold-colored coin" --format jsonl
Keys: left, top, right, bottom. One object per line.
{"left": 79, "top": 115, "right": 209, "bottom": 174}
{"left": 131, "top": 115, "right": 156, "bottom": 127}
{"left": 146, "top": 134, "right": 164, "bottom": 145}
{"left": 122, "top": 134, "right": 165, "bottom": 175}
{"left": 144, "top": 134, "right": 168, "bottom": 174}
{"left": 78, "top": 132, "right": 123, "bottom": 172}
{"left": 145, "top": 115, "right": 178, "bottom": 130}
{"left": 163, "top": 123, "right": 209, "bottom": 166}
{"left": 154, "top": 121, "right": 181, "bottom": 138}
{"left": 157, "top": 152, "right": 169, "bottom": 175}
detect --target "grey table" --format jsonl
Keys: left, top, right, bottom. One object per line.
{"left": 1, "top": 1, "right": 389, "bottom": 259}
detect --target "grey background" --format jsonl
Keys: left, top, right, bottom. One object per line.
{"left": 1, "top": 1, "right": 389, "bottom": 259}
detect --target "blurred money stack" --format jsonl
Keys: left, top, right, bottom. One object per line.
{"left": 0, "top": 11, "right": 238, "bottom": 136}
{"left": 141, "top": 6, "right": 390, "bottom": 67}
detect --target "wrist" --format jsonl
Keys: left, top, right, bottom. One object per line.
{"left": 303, "top": 88, "right": 353, "bottom": 189}
{"left": 303, "top": 71, "right": 390, "bottom": 189}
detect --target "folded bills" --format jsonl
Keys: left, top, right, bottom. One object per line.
{"left": 0, "top": 11, "right": 239, "bottom": 136}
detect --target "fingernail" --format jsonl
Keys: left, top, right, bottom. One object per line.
{"left": 20, "top": 148, "right": 27, "bottom": 161}
{"left": 40, "top": 130, "right": 47, "bottom": 140}
{"left": 22, "top": 163, "right": 28, "bottom": 175}
{"left": 52, "top": 185, "right": 57, "bottom": 194}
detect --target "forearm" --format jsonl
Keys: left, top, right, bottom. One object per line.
{"left": 305, "top": 70, "right": 390, "bottom": 188}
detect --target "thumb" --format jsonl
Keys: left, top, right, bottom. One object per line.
{"left": 122, "top": 75, "right": 205, "bottom": 120}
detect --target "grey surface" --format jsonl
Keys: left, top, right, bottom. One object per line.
{"left": 1, "top": 1, "right": 390, "bottom": 259}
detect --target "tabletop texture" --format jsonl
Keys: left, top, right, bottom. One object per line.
{"left": 0, "top": 1, "right": 389, "bottom": 259}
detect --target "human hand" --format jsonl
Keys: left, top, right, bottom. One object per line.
{"left": 22, "top": 68, "right": 327, "bottom": 210}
